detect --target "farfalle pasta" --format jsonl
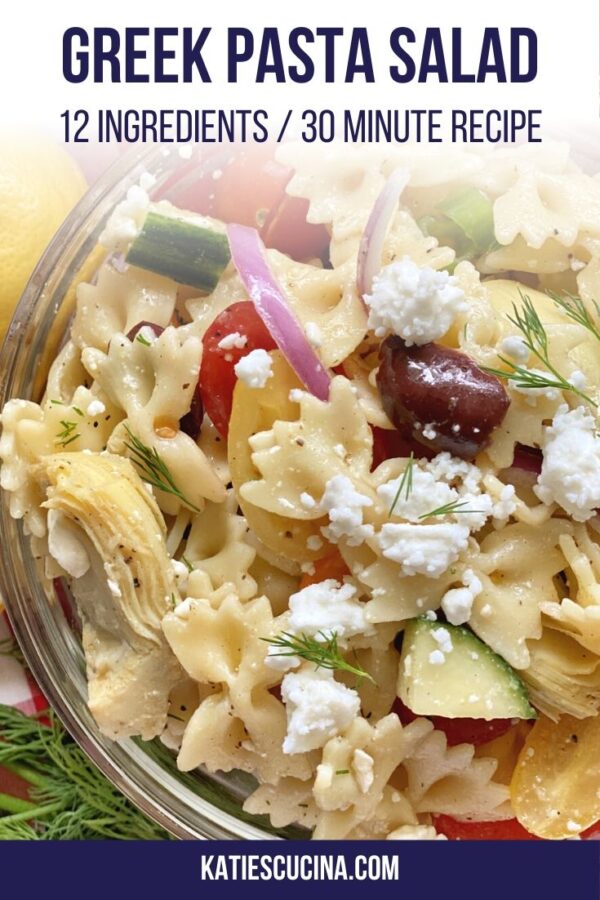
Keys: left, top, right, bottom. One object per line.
{"left": 3, "top": 140, "right": 600, "bottom": 840}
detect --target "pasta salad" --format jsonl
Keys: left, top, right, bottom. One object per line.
{"left": 3, "top": 140, "right": 600, "bottom": 840}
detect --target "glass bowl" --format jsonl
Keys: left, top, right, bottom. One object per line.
{"left": 0, "top": 145, "right": 304, "bottom": 840}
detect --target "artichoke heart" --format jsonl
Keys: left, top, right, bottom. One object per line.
{"left": 39, "top": 452, "right": 181, "bottom": 740}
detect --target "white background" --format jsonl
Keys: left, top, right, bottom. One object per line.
{"left": 1, "top": 0, "right": 598, "bottom": 138}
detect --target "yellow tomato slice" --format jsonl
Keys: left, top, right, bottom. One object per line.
{"left": 511, "top": 714, "right": 600, "bottom": 839}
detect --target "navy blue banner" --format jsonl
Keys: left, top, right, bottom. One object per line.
{"left": 0, "top": 840, "right": 598, "bottom": 899}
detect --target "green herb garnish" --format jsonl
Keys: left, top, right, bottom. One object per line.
{"left": 136, "top": 333, "right": 151, "bottom": 347}
{"left": 482, "top": 291, "right": 596, "bottom": 407}
{"left": 123, "top": 427, "right": 201, "bottom": 512}
{"left": 263, "top": 631, "right": 375, "bottom": 684}
{"left": 335, "top": 769, "right": 350, "bottom": 775}
{"left": 55, "top": 420, "right": 81, "bottom": 448}
{"left": 388, "top": 452, "right": 415, "bottom": 518}
{"left": 549, "top": 290, "right": 600, "bottom": 343}
{"left": 72, "top": 407, "right": 84, "bottom": 417}
{"left": 0, "top": 705, "right": 172, "bottom": 839}
{"left": 418, "top": 499, "right": 484, "bottom": 519}
{"left": 181, "top": 555, "right": 193, "bottom": 572}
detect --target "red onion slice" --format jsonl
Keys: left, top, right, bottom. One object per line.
{"left": 227, "top": 224, "right": 331, "bottom": 401}
{"left": 511, "top": 443, "right": 542, "bottom": 475}
{"left": 357, "top": 168, "right": 410, "bottom": 300}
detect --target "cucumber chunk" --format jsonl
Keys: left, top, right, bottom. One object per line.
{"left": 126, "top": 212, "right": 231, "bottom": 292}
{"left": 398, "top": 618, "right": 536, "bottom": 720}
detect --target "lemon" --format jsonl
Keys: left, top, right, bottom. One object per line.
{"left": 0, "top": 133, "right": 87, "bottom": 343}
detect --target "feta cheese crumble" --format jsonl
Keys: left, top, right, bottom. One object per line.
{"left": 217, "top": 331, "right": 248, "bottom": 350}
{"left": 378, "top": 467, "right": 455, "bottom": 523}
{"left": 510, "top": 369, "right": 561, "bottom": 405}
{"left": 99, "top": 172, "right": 156, "bottom": 251}
{"left": 47, "top": 509, "right": 90, "bottom": 579}
{"left": 534, "top": 404, "right": 600, "bottom": 521}
{"left": 265, "top": 644, "right": 300, "bottom": 673}
{"left": 492, "top": 484, "right": 517, "bottom": 520}
{"left": 320, "top": 475, "right": 374, "bottom": 546}
{"left": 287, "top": 579, "right": 374, "bottom": 642}
{"left": 234, "top": 349, "right": 273, "bottom": 389}
{"left": 86, "top": 399, "right": 106, "bottom": 417}
{"left": 171, "top": 559, "right": 190, "bottom": 594}
{"left": 441, "top": 569, "right": 483, "bottom": 626}
{"left": 305, "top": 321, "right": 322, "bottom": 348}
{"left": 432, "top": 626, "right": 453, "bottom": 654}
{"left": 377, "top": 522, "right": 470, "bottom": 578}
{"left": 364, "top": 257, "right": 467, "bottom": 346}
{"left": 281, "top": 666, "right": 361, "bottom": 754}
{"left": 387, "top": 825, "right": 447, "bottom": 841}
{"left": 500, "top": 335, "right": 530, "bottom": 365}
{"left": 352, "top": 749, "right": 375, "bottom": 793}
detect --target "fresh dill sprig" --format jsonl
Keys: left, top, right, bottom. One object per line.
{"left": 482, "top": 291, "right": 596, "bottom": 407}
{"left": 49, "top": 399, "right": 63, "bottom": 406}
{"left": 263, "top": 631, "right": 375, "bottom": 684}
{"left": 55, "top": 420, "right": 81, "bottom": 448}
{"left": 72, "top": 407, "right": 84, "bottom": 417}
{"left": 0, "top": 705, "right": 172, "bottom": 840}
{"left": 419, "top": 499, "right": 484, "bottom": 519}
{"left": 181, "top": 555, "right": 193, "bottom": 572}
{"left": 549, "top": 290, "right": 600, "bottom": 343}
{"left": 123, "top": 427, "right": 201, "bottom": 512}
{"left": 388, "top": 452, "right": 415, "bottom": 517}
{"left": 335, "top": 769, "right": 350, "bottom": 775}
{"left": 136, "top": 333, "right": 151, "bottom": 347}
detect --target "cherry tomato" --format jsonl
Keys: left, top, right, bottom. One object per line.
{"left": 392, "top": 699, "right": 514, "bottom": 747}
{"left": 261, "top": 193, "right": 329, "bottom": 261}
{"left": 199, "top": 301, "right": 276, "bottom": 437}
{"left": 433, "top": 814, "right": 539, "bottom": 841}
{"left": 299, "top": 551, "right": 350, "bottom": 590}
{"left": 435, "top": 813, "right": 600, "bottom": 841}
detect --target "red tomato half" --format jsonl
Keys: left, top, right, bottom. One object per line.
{"left": 261, "top": 193, "right": 329, "bottom": 261}
{"left": 435, "top": 814, "right": 600, "bottom": 841}
{"left": 392, "top": 699, "right": 514, "bottom": 747}
{"left": 299, "top": 551, "right": 350, "bottom": 590}
{"left": 199, "top": 301, "right": 276, "bottom": 437}
{"left": 433, "top": 814, "right": 539, "bottom": 841}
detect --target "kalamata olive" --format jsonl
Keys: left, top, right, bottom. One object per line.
{"left": 126, "top": 321, "right": 165, "bottom": 342}
{"left": 180, "top": 386, "right": 204, "bottom": 442}
{"left": 376, "top": 336, "right": 510, "bottom": 460}
{"left": 127, "top": 321, "right": 203, "bottom": 441}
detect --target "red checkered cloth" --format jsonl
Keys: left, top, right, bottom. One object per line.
{"left": 0, "top": 612, "right": 48, "bottom": 716}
